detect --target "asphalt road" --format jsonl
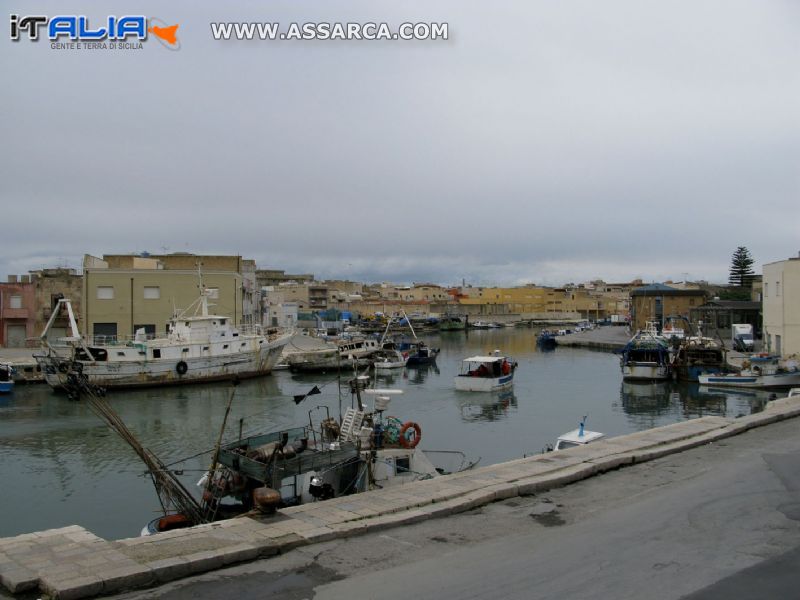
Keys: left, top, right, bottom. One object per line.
{"left": 115, "top": 416, "right": 800, "bottom": 600}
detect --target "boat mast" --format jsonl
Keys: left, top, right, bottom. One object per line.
{"left": 401, "top": 310, "right": 418, "bottom": 340}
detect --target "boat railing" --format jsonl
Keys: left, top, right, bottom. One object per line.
{"left": 84, "top": 333, "right": 158, "bottom": 346}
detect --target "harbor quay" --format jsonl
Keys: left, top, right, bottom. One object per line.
{"left": 2, "top": 395, "right": 800, "bottom": 600}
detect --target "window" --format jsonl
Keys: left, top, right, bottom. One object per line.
{"left": 207, "top": 288, "right": 219, "bottom": 299}
{"left": 776, "top": 282, "right": 781, "bottom": 297}
{"left": 9, "top": 295, "right": 22, "bottom": 309}
{"left": 134, "top": 324, "right": 156, "bottom": 337}
{"left": 96, "top": 286, "right": 114, "bottom": 300}
{"left": 143, "top": 286, "right": 160, "bottom": 300}
{"left": 92, "top": 322, "right": 118, "bottom": 340}
{"left": 153, "top": 349, "right": 161, "bottom": 358}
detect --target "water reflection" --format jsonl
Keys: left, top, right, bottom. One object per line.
{"left": 457, "top": 390, "right": 518, "bottom": 422}
{"left": 618, "top": 380, "right": 771, "bottom": 427}
{"left": 405, "top": 364, "right": 440, "bottom": 385}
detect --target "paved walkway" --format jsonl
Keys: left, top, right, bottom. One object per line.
{"left": 3, "top": 394, "right": 800, "bottom": 600}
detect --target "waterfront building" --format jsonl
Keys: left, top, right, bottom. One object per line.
{"left": 0, "top": 275, "right": 36, "bottom": 347}
{"left": 763, "top": 254, "right": 800, "bottom": 356}
{"left": 690, "top": 300, "right": 762, "bottom": 338}
{"left": 630, "top": 284, "right": 708, "bottom": 332}
{"left": 82, "top": 254, "right": 249, "bottom": 340}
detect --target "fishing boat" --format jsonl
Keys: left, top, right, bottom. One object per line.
{"left": 536, "top": 330, "right": 557, "bottom": 349}
{"left": 438, "top": 315, "right": 467, "bottom": 331}
{"left": 552, "top": 418, "right": 605, "bottom": 450}
{"left": 285, "top": 336, "right": 380, "bottom": 372}
{"left": 372, "top": 347, "right": 408, "bottom": 370}
{"left": 660, "top": 318, "right": 685, "bottom": 341}
{"left": 454, "top": 351, "right": 516, "bottom": 392}
{"left": 402, "top": 341, "right": 439, "bottom": 366}
{"left": 620, "top": 328, "right": 671, "bottom": 382}
{"left": 0, "top": 363, "right": 15, "bottom": 394}
{"left": 670, "top": 336, "right": 726, "bottom": 382}
{"left": 143, "top": 379, "right": 476, "bottom": 534}
{"left": 699, "top": 355, "right": 800, "bottom": 389}
{"left": 34, "top": 291, "right": 291, "bottom": 392}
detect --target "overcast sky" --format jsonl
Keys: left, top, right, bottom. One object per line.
{"left": 3, "top": 1, "right": 798, "bottom": 287}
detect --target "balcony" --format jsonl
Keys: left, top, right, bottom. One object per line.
{"left": 1, "top": 307, "right": 29, "bottom": 319}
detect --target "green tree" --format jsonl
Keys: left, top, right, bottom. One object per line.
{"left": 728, "top": 246, "right": 755, "bottom": 288}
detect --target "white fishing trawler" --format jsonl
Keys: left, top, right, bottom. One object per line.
{"left": 34, "top": 289, "right": 291, "bottom": 391}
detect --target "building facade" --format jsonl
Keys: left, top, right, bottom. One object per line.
{"left": 630, "top": 284, "right": 708, "bottom": 332}
{"left": 82, "top": 254, "right": 244, "bottom": 340}
{"left": 763, "top": 255, "right": 800, "bottom": 357}
{"left": 0, "top": 275, "right": 36, "bottom": 347}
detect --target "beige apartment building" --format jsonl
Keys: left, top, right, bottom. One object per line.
{"left": 82, "top": 254, "right": 244, "bottom": 340}
{"left": 763, "top": 255, "right": 800, "bottom": 357}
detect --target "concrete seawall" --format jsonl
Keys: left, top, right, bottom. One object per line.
{"left": 3, "top": 395, "right": 800, "bottom": 600}
{"left": 553, "top": 326, "right": 629, "bottom": 351}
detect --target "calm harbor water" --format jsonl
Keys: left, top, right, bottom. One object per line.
{"left": 0, "top": 327, "right": 772, "bottom": 540}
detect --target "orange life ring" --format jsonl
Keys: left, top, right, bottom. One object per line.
{"left": 399, "top": 421, "right": 422, "bottom": 449}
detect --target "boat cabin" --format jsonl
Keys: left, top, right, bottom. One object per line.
{"left": 459, "top": 355, "right": 513, "bottom": 378}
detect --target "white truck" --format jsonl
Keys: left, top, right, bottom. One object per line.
{"left": 732, "top": 323, "right": 754, "bottom": 352}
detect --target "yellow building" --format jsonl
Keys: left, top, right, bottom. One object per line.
{"left": 82, "top": 255, "right": 243, "bottom": 340}
{"left": 458, "top": 286, "right": 573, "bottom": 315}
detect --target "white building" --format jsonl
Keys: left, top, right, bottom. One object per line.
{"left": 763, "top": 254, "right": 800, "bottom": 357}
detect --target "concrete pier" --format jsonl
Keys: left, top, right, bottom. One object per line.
{"left": 3, "top": 394, "right": 800, "bottom": 599}
{"left": 553, "top": 325, "right": 630, "bottom": 351}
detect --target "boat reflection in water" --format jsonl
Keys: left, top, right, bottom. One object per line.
{"left": 405, "top": 363, "right": 440, "bottom": 386}
{"left": 619, "top": 380, "right": 771, "bottom": 425}
{"left": 458, "top": 389, "right": 518, "bottom": 422}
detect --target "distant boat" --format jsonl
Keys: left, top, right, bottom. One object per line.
{"left": 454, "top": 351, "right": 516, "bottom": 392}
{"left": 286, "top": 337, "right": 380, "bottom": 372}
{"left": 34, "top": 293, "right": 290, "bottom": 392}
{"left": 536, "top": 330, "right": 557, "bottom": 349}
{"left": 0, "top": 363, "right": 15, "bottom": 394}
{"left": 402, "top": 341, "right": 439, "bottom": 367}
{"left": 439, "top": 315, "right": 466, "bottom": 331}
{"left": 372, "top": 347, "right": 408, "bottom": 370}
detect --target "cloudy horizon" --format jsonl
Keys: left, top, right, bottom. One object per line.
{"left": 3, "top": 1, "right": 798, "bottom": 287}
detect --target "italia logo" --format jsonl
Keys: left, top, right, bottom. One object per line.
{"left": 10, "top": 15, "right": 180, "bottom": 50}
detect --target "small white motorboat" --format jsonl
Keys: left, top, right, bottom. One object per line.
{"left": 553, "top": 418, "right": 605, "bottom": 450}
{"left": 454, "top": 351, "right": 516, "bottom": 392}
{"left": 372, "top": 349, "right": 408, "bottom": 370}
